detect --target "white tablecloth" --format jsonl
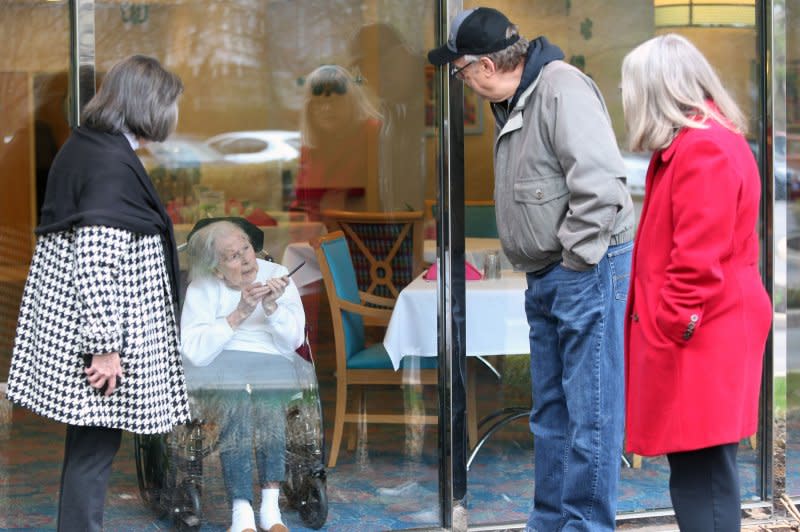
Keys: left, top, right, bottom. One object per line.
{"left": 423, "top": 238, "right": 512, "bottom": 271}
{"left": 383, "top": 271, "right": 529, "bottom": 370}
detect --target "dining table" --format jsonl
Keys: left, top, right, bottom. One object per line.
{"left": 382, "top": 269, "right": 528, "bottom": 370}
{"left": 382, "top": 268, "right": 531, "bottom": 468}
{"left": 422, "top": 238, "right": 512, "bottom": 271}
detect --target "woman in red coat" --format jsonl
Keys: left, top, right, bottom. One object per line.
{"left": 621, "top": 34, "right": 771, "bottom": 531}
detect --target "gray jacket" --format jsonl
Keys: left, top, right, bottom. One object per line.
{"left": 492, "top": 60, "right": 634, "bottom": 272}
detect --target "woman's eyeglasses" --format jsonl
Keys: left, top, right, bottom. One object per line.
{"left": 311, "top": 80, "right": 348, "bottom": 96}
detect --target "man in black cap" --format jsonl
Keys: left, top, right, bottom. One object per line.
{"left": 429, "top": 7, "right": 634, "bottom": 532}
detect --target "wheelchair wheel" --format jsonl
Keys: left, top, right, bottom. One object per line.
{"left": 174, "top": 481, "right": 202, "bottom": 532}
{"left": 298, "top": 476, "right": 328, "bottom": 530}
{"left": 281, "top": 463, "right": 303, "bottom": 509}
{"left": 134, "top": 433, "right": 171, "bottom": 512}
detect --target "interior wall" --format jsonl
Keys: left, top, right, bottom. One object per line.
{"left": 0, "top": 5, "right": 69, "bottom": 266}
{"left": 0, "top": 1, "right": 760, "bottom": 206}
{"left": 668, "top": 27, "right": 761, "bottom": 133}
{"left": 426, "top": 0, "right": 758, "bottom": 201}
{"left": 0, "top": 72, "right": 34, "bottom": 265}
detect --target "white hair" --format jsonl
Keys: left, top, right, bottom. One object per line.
{"left": 621, "top": 33, "right": 746, "bottom": 152}
{"left": 186, "top": 221, "right": 248, "bottom": 282}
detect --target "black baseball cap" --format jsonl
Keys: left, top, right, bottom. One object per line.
{"left": 427, "top": 7, "right": 520, "bottom": 65}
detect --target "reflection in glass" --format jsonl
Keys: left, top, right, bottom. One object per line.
{"left": 91, "top": 2, "right": 441, "bottom": 530}
{"left": 0, "top": 3, "right": 71, "bottom": 527}
{"left": 459, "top": 0, "right": 764, "bottom": 527}
{"left": 293, "top": 65, "right": 382, "bottom": 220}
{"left": 0, "top": 0, "right": 778, "bottom": 529}
{"left": 783, "top": 0, "right": 800, "bottom": 500}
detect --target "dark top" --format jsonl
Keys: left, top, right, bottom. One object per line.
{"left": 37, "top": 126, "right": 180, "bottom": 306}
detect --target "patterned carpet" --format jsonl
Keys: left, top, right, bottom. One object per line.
{"left": 0, "top": 390, "right": 762, "bottom": 532}
{"left": 0, "top": 287, "right": 767, "bottom": 531}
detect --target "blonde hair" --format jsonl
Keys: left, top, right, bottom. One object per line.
{"left": 300, "top": 65, "right": 382, "bottom": 148}
{"left": 621, "top": 33, "right": 746, "bottom": 152}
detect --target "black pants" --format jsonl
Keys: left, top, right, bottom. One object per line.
{"left": 667, "top": 442, "right": 740, "bottom": 532}
{"left": 57, "top": 424, "right": 123, "bottom": 532}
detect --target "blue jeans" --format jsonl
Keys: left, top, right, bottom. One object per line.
{"left": 205, "top": 389, "right": 289, "bottom": 504}
{"left": 524, "top": 241, "right": 632, "bottom": 532}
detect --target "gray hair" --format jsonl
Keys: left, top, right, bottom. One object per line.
{"left": 186, "top": 221, "right": 249, "bottom": 282}
{"left": 82, "top": 54, "right": 183, "bottom": 142}
{"left": 621, "top": 33, "right": 746, "bottom": 152}
{"left": 463, "top": 25, "right": 529, "bottom": 73}
{"left": 300, "top": 64, "right": 382, "bottom": 148}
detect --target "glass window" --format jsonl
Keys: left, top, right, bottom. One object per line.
{"left": 0, "top": 1, "right": 71, "bottom": 529}
{"left": 459, "top": 0, "right": 765, "bottom": 526}
{"left": 782, "top": 0, "right": 800, "bottom": 499}
{"left": 0, "top": 0, "right": 778, "bottom": 530}
{"left": 92, "top": 2, "right": 440, "bottom": 531}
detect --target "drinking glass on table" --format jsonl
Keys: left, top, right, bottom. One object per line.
{"left": 483, "top": 250, "right": 501, "bottom": 280}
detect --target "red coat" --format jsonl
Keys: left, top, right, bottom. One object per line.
{"left": 624, "top": 117, "right": 771, "bottom": 456}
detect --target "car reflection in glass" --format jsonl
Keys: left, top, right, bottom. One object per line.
{"left": 139, "top": 135, "right": 228, "bottom": 168}
{"left": 205, "top": 130, "right": 301, "bottom": 165}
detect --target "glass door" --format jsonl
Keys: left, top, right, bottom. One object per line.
{"left": 0, "top": 1, "right": 71, "bottom": 528}
{"left": 455, "top": 0, "right": 768, "bottom": 528}
{"left": 90, "top": 1, "right": 443, "bottom": 530}
{"left": 780, "top": 0, "right": 800, "bottom": 501}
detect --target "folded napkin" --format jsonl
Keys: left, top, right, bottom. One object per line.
{"left": 423, "top": 261, "right": 482, "bottom": 281}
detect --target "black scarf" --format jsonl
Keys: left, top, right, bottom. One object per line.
{"left": 37, "top": 126, "right": 181, "bottom": 307}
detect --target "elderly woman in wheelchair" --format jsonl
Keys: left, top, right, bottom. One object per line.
{"left": 181, "top": 219, "right": 305, "bottom": 532}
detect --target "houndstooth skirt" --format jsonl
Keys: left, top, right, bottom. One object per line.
{"left": 7, "top": 225, "right": 191, "bottom": 434}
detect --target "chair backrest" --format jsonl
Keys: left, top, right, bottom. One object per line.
{"left": 321, "top": 209, "right": 424, "bottom": 299}
{"left": 313, "top": 231, "right": 366, "bottom": 364}
{"left": 425, "top": 200, "right": 498, "bottom": 239}
{"left": 465, "top": 202, "right": 498, "bottom": 238}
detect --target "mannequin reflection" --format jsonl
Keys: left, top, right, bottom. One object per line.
{"left": 349, "top": 23, "right": 427, "bottom": 212}
{"left": 291, "top": 65, "right": 382, "bottom": 221}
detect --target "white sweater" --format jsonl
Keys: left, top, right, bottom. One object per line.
{"left": 180, "top": 259, "right": 306, "bottom": 368}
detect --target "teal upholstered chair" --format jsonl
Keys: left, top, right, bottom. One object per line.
{"left": 313, "top": 231, "right": 437, "bottom": 467}
{"left": 464, "top": 201, "right": 499, "bottom": 238}
{"left": 426, "top": 200, "right": 498, "bottom": 238}
{"left": 320, "top": 209, "right": 425, "bottom": 300}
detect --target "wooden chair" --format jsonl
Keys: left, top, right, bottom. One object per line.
{"left": 320, "top": 209, "right": 425, "bottom": 299}
{"left": 313, "top": 231, "right": 437, "bottom": 467}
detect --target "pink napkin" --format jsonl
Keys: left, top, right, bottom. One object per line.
{"left": 423, "top": 261, "right": 482, "bottom": 281}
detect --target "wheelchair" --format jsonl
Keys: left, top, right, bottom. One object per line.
{"left": 134, "top": 217, "right": 328, "bottom": 530}
{"left": 134, "top": 331, "right": 328, "bottom": 530}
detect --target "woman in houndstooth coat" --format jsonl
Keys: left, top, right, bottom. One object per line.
{"left": 6, "top": 55, "right": 190, "bottom": 532}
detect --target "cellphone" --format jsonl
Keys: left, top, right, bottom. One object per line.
{"left": 286, "top": 261, "right": 305, "bottom": 277}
